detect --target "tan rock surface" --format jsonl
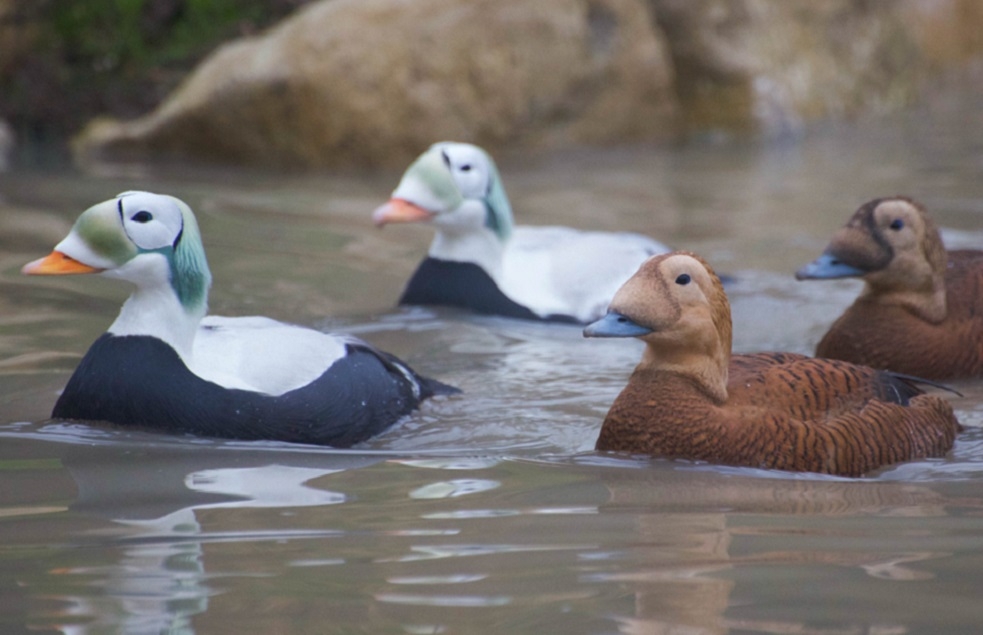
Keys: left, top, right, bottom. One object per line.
{"left": 72, "top": 0, "right": 983, "bottom": 170}
{"left": 653, "top": 0, "right": 925, "bottom": 135}
{"left": 74, "top": 0, "right": 677, "bottom": 169}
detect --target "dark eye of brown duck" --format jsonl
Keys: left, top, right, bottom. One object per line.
{"left": 675, "top": 273, "right": 691, "bottom": 285}
{"left": 889, "top": 218, "right": 904, "bottom": 231}
{"left": 132, "top": 211, "right": 153, "bottom": 223}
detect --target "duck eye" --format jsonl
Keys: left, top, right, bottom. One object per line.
{"left": 889, "top": 218, "right": 904, "bottom": 231}
{"left": 459, "top": 164, "right": 472, "bottom": 172}
{"left": 675, "top": 273, "right": 691, "bottom": 285}
{"left": 132, "top": 211, "right": 153, "bottom": 223}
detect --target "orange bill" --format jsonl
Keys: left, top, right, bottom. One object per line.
{"left": 371, "top": 198, "right": 435, "bottom": 226}
{"left": 22, "top": 250, "right": 103, "bottom": 275}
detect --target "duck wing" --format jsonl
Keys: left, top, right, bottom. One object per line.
{"left": 722, "top": 354, "right": 958, "bottom": 475}
{"left": 727, "top": 353, "right": 926, "bottom": 416}
{"left": 54, "top": 329, "right": 452, "bottom": 447}
{"left": 193, "top": 316, "right": 348, "bottom": 395}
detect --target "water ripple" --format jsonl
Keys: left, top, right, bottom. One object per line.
{"left": 409, "top": 479, "right": 500, "bottom": 499}
{"left": 375, "top": 593, "right": 511, "bottom": 608}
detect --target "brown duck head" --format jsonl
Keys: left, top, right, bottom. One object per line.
{"left": 796, "top": 197, "right": 948, "bottom": 321}
{"left": 584, "top": 251, "right": 732, "bottom": 402}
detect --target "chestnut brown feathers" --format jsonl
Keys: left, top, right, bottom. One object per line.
{"left": 797, "top": 197, "right": 983, "bottom": 379}
{"left": 586, "top": 251, "right": 959, "bottom": 477}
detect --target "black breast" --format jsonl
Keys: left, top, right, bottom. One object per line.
{"left": 399, "top": 257, "right": 580, "bottom": 324}
{"left": 53, "top": 333, "right": 443, "bottom": 447}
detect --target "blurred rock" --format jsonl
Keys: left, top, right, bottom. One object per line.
{"left": 73, "top": 0, "right": 678, "bottom": 169}
{"left": 72, "top": 0, "right": 983, "bottom": 170}
{"left": 655, "top": 1, "right": 912, "bottom": 136}
{"left": 0, "top": 118, "right": 12, "bottom": 171}
{"left": 650, "top": 0, "right": 983, "bottom": 137}
{"left": 900, "top": 0, "right": 983, "bottom": 66}
{"left": 0, "top": 0, "right": 318, "bottom": 163}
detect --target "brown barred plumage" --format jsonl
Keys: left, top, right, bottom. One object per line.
{"left": 588, "top": 252, "right": 960, "bottom": 477}
{"left": 798, "top": 197, "right": 983, "bottom": 379}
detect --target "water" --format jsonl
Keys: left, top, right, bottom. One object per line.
{"left": 3, "top": 81, "right": 983, "bottom": 633}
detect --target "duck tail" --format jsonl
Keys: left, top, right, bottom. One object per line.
{"left": 346, "top": 338, "right": 460, "bottom": 401}
{"left": 417, "top": 376, "right": 461, "bottom": 398}
{"left": 886, "top": 372, "right": 964, "bottom": 398}
{"left": 382, "top": 352, "right": 460, "bottom": 399}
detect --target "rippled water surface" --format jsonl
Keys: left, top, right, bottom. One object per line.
{"left": 3, "top": 84, "right": 983, "bottom": 633}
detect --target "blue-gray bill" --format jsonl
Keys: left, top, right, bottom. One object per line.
{"left": 583, "top": 311, "right": 653, "bottom": 338}
{"left": 795, "top": 252, "right": 866, "bottom": 280}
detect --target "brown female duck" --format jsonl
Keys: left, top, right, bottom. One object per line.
{"left": 585, "top": 251, "right": 959, "bottom": 476}
{"left": 796, "top": 196, "right": 983, "bottom": 379}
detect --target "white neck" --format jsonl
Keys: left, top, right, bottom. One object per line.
{"left": 428, "top": 200, "right": 507, "bottom": 280}
{"left": 429, "top": 227, "right": 504, "bottom": 279}
{"left": 103, "top": 255, "right": 206, "bottom": 361}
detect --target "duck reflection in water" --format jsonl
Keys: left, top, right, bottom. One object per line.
{"left": 33, "top": 445, "right": 377, "bottom": 635}
{"left": 596, "top": 465, "right": 955, "bottom": 635}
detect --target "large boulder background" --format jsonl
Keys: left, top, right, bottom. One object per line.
{"left": 654, "top": 0, "right": 929, "bottom": 135}
{"left": 5, "top": 0, "right": 983, "bottom": 170}
{"left": 73, "top": 0, "right": 679, "bottom": 169}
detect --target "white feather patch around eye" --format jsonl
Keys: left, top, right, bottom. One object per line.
{"left": 190, "top": 316, "right": 348, "bottom": 396}
{"left": 439, "top": 144, "right": 490, "bottom": 198}
{"left": 120, "top": 192, "right": 184, "bottom": 251}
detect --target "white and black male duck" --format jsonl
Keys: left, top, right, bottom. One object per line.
{"left": 373, "top": 141, "right": 670, "bottom": 324}
{"left": 23, "top": 191, "right": 455, "bottom": 446}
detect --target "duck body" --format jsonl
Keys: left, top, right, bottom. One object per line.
{"left": 598, "top": 352, "right": 956, "bottom": 476}
{"left": 375, "top": 141, "right": 669, "bottom": 324}
{"left": 54, "top": 332, "right": 437, "bottom": 446}
{"left": 797, "top": 197, "right": 983, "bottom": 379}
{"left": 25, "top": 191, "right": 452, "bottom": 447}
{"left": 398, "top": 256, "right": 575, "bottom": 322}
{"left": 812, "top": 250, "right": 983, "bottom": 378}
{"left": 586, "top": 251, "right": 960, "bottom": 476}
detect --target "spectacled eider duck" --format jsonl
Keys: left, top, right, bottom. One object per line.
{"left": 796, "top": 196, "right": 983, "bottom": 379}
{"left": 23, "top": 191, "right": 454, "bottom": 446}
{"left": 373, "top": 141, "right": 670, "bottom": 324}
{"left": 585, "top": 251, "right": 959, "bottom": 476}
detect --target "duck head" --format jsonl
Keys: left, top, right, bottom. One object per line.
{"left": 23, "top": 191, "right": 212, "bottom": 357}
{"left": 585, "top": 252, "right": 732, "bottom": 402}
{"left": 796, "top": 197, "right": 947, "bottom": 321}
{"left": 373, "top": 142, "right": 515, "bottom": 275}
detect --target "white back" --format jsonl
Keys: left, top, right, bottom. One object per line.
{"left": 431, "top": 144, "right": 670, "bottom": 322}
{"left": 192, "top": 316, "right": 348, "bottom": 396}
{"left": 499, "top": 226, "right": 669, "bottom": 322}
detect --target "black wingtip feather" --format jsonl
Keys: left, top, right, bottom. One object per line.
{"left": 420, "top": 377, "right": 461, "bottom": 397}
{"left": 885, "top": 371, "right": 964, "bottom": 399}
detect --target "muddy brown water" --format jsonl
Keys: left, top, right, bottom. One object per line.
{"left": 2, "top": 89, "right": 983, "bottom": 633}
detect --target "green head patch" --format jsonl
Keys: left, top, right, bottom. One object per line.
{"left": 73, "top": 201, "right": 139, "bottom": 266}
{"left": 166, "top": 196, "right": 212, "bottom": 311}
{"left": 477, "top": 148, "right": 514, "bottom": 242}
